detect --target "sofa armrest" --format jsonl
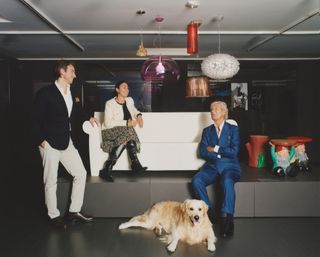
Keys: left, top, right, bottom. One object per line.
{"left": 83, "top": 121, "right": 106, "bottom": 176}
{"left": 83, "top": 120, "right": 99, "bottom": 134}
{"left": 226, "top": 119, "right": 238, "bottom": 126}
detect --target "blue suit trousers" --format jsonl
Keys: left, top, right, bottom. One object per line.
{"left": 192, "top": 164, "right": 240, "bottom": 215}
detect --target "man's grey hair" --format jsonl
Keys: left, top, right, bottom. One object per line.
{"left": 210, "top": 101, "right": 228, "bottom": 119}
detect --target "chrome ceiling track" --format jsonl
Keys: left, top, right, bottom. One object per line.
{"left": 247, "top": 8, "right": 320, "bottom": 52}
{"left": 19, "top": 0, "right": 85, "bottom": 51}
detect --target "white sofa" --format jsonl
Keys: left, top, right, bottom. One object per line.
{"left": 83, "top": 112, "right": 214, "bottom": 176}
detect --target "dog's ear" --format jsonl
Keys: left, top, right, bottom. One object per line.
{"left": 182, "top": 199, "right": 190, "bottom": 212}
{"left": 201, "top": 200, "right": 208, "bottom": 213}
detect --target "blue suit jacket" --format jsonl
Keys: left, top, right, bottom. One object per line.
{"left": 32, "top": 84, "right": 87, "bottom": 150}
{"left": 199, "top": 122, "right": 241, "bottom": 174}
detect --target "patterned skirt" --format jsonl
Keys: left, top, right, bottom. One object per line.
{"left": 101, "top": 126, "right": 140, "bottom": 153}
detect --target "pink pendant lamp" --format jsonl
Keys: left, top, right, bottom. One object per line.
{"left": 141, "top": 16, "right": 180, "bottom": 82}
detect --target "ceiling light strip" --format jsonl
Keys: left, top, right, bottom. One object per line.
{"left": 19, "top": 0, "right": 85, "bottom": 51}
{"left": 16, "top": 57, "right": 320, "bottom": 61}
{"left": 278, "top": 9, "right": 320, "bottom": 34}
{"left": 63, "top": 30, "right": 319, "bottom": 35}
{"left": 0, "top": 30, "right": 319, "bottom": 35}
{"left": 247, "top": 8, "right": 320, "bottom": 52}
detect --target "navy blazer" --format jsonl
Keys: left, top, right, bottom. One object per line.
{"left": 199, "top": 122, "right": 241, "bottom": 174}
{"left": 32, "top": 83, "right": 87, "bottom": 150}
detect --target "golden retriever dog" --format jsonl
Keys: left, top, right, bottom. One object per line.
{"left": 118, "top": 199, "right": 216, "bottom": 253}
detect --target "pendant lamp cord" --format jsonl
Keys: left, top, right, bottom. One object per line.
{"left": 158, "top": 22, "right": 162, "bottom": 49}
{"left": 153, "top": 16, "right": 164, "bottom": 49}
{"left": 218, "top": 20, "right": 221, "bottom": 54}
{"left": 139, "top": 26, "right": 142, "bottom": 44}
{"left": 140, "top": 30, "right": 144, "bottom": 45}
{"left": 153, "top": 21, "right": 162, "bottom": 49}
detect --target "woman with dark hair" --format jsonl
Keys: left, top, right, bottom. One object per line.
{"left": 99, "top": 80, "right": 147, "bottom": 181}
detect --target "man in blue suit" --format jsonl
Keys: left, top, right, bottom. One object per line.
{"left": 32, "top": 60, "right": 98, "bottom": 228}
{"left": 192, "top": 101, "right": 241, "bottom": 238}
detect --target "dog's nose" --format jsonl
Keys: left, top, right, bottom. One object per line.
{"left": 194, "top": 215, "right": 199, "bottom": 221}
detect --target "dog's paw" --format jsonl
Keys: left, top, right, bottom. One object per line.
{"left": 167, "top": 244, "right": 176, "bottom": 253}
{"left": 166, "top": 249, "right": 175, "bottom": 255}
{"left": 118, "top": 223, "right": 127, "bottom": 230}
{"left": 159, "top": 234, "right": 171, "bottom": 244}
{"left": 207, "top": 243, "right": 216, "bottom": 252}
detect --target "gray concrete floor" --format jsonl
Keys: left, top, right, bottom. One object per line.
{"left": 2, "top": 217, "right": 320, "bottom": 257}
{"left": 2, "top": 163, "right": 319, "bottom": 257}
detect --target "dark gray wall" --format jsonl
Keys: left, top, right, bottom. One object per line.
{"left": 6, "top": 59, "right": 320, "bottom": 177}
{"left": 0, "top": 59, "right": 10, "bottom": 171}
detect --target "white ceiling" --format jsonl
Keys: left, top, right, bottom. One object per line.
{"left": 0, "top": 0, "right": 319, "bottom": 60}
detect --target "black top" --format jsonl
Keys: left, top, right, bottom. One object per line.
{"left": 116, "top": 100, "right": 132, "bottom": 120}
{"left": 123, "top": 102, "right": 132, "bottom": 120}
{"left": 32, "top": 84, "right": 88, "bottom": 150}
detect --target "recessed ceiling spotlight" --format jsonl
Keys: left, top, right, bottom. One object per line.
{"left": 136, "top": 9, "right": 146, "bottom": 15}
{"left": 186, "top": 0, "right": 200, "bottom": 9}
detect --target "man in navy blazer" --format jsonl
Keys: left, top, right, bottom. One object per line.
{"left": 192, "top": 101, "right": 241, "bottom": 238}
{"left": 32, "top": 60, "right": 98, "bottom": 228}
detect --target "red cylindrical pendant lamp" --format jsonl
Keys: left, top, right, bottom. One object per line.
{"left": 187, "top": 21, "right": 200, "bottom": 54}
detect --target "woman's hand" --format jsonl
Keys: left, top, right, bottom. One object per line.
{"left": 128, "top": 118, "right": 137, "bottom": 127}
{"left": 137, "top": 115, "right": 143, "bottom": 128}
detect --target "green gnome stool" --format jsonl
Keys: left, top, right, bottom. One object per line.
{"left": 288, "top": 137, "right": 312, "bottom": 173}
{"left": 270, "top": 139, "right": 298, "bottom": 177}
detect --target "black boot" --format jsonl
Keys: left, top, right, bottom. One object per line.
{"left": 126, "top": 140, "right": 147, "bottom": 173}
{"left": 99, "top": 160, "right": 116, "bottom": 182}
{"left": 220, "top": 214, "right": 234, "bottom": 238}
{"left": 99, "top": 144, "right": 126, "bottom": 182}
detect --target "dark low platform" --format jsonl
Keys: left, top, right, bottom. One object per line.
{"left": 57, "top": 164, "right": 320, "bottom": 218}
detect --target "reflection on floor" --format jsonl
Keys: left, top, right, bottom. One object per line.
{"left": 2, "top": 217, "right": 320, "bottom": 257}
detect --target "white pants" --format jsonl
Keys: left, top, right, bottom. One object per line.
{"left": 39, "top": 140, "right": 87, "bottom": 219}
